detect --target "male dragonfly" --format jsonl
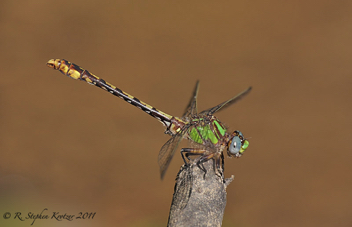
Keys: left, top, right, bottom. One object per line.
{"left": 47, "top": 59, "right": 251, "bottom": 179}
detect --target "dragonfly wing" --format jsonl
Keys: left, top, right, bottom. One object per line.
{"left": 158, "top": 126, "right": 189, "bottom": 179}
{"left": 200, "top": 87, "right": 252, "bottom": 115}
{"left": 182, "top": 81, "right": 200, "bottom": 118}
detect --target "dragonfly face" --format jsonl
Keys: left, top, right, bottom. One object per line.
{"left": 227, "top": 130, "right": 249, "bottom": 157}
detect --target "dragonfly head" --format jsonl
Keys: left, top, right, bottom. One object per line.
{"left": 227, "top": 130, "right": 249, "bottom": 157}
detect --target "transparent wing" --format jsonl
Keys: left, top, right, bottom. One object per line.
{"left": 158, "top": 126, "right": 190, "bottom": 179}
{"left": 200, "top": 87, "right": 252, "bottom": 115}
{"left": 182, "top": 81, "right": 200, "bottom": 118}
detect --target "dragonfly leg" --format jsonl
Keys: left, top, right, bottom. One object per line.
{"left": 197, "top": 153, "right": 216, "bottom": 179}
{"left": 180, "top": 148, "right": 207, "bottom": 164}
{"left": 180, "top": 148, "right": 223, "bottom": 179}
{"left": 180, "top": 148, "right": 209, "bottom": 177}
{"left": 197, "top": 153, "right": 225, "bottom": 179}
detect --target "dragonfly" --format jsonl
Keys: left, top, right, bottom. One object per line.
{"left": 47, "top": 59, "right": 251, "bottom": 180}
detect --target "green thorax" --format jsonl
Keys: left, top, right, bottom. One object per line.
{"left": 188, "top": 116, "right": 227, "bottom": 145}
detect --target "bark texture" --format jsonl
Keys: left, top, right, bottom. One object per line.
{"left": 167, "top": 160, "right": 234, "bottom": 227}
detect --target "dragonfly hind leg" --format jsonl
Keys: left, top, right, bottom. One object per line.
{"left": 180, "top": 148, "right": 223, "bottom": 179}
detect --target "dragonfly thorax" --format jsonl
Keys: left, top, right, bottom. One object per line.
{"left": 187, "top": 115, "right": 228, "bottom": 146}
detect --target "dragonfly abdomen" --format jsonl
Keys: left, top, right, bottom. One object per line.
{"left": 47, "top": 59, "right": 173, "bottom": 128}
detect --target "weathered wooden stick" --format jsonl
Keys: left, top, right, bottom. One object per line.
{"left": 167, "top": 160, "right": 234, "bottom": 226}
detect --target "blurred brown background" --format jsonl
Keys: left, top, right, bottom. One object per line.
{"left": 0, "top": 0, "right": 351, "bottom": 226}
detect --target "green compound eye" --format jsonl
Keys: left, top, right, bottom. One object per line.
{"left": 240, "top": 140, "right": 249, "bottom": 154}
